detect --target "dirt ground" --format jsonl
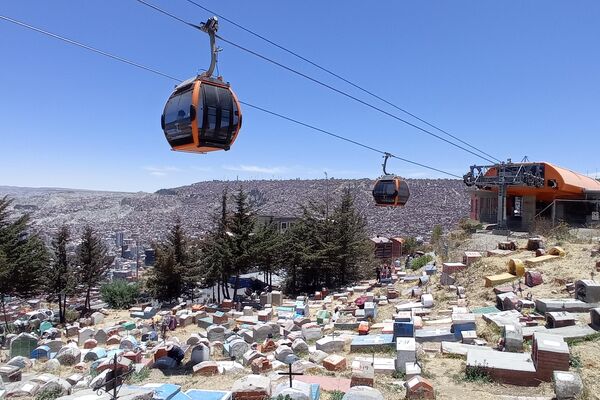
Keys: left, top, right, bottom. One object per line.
{"left": 3, "top": 230, "right": 599, "bottom": 399}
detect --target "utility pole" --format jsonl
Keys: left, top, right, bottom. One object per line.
{"left": 135, "top": 239, "right": 140, "bottom": 280}
{"left": 324, "top": 171, "right": 329, "bottom": 218}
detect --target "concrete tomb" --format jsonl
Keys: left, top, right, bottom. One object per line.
{"left": 553, "top": 371, "right": 583, "bottom": 400}
{"left": 575, "top": 280, "right": 600, "bottom": 303}
{"left": 317, "top": 336, "right": 346, "bottom": 353}
{"left": 415, "top": 328, "right": 457, "bottom": 343}
{"left": 350, "top": 334, "right": 394, "bottom": 352}
{"left": 395, "top": 337, "right": 416, "bottom": 372}
{"left": 190, "top": 343, "right": 210, "bottom": 365}
{"left": 536, "top": 298, "right": 594, "bottom": 313}
{"left": 406, "top": 376, "right": 434, "bottom": 400}
{"left": 207, "top": 325, "right": 226, "bottom": 343}
{"left": 546, "top": 312, "right": 576, "bottom": 329}
{"left": 503, "top": 324, "right": 523, "bottom": 352}
{"left": 590, "top": 307, "right": 600, "bottom": 328}
{"left": 10, "top": 333, "right": 39, "bottom": 359}
{"left": 350, "top": 360, "right": 374, "bottom": 387}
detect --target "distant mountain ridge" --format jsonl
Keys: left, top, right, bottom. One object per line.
{"left": 0, "top": 179, "right": 470, "bottom": 242}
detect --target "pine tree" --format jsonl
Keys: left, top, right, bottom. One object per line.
{"left": 331, "top": 188, "right": 373, "bottom": 287}
{"left": 146, "top": 218, "right": 194, "bottom": 303}
{"left": 252, "top": 218, "right": 284, "bottom": 288}
{"left": 0, "top": 196, "right": 49, "bottom": 329}
{"left": 46, "top": 226, "right": 76, "bottom": 324}
{"left": 201, "top": 190, "right": 233, "bottom": 302}
{"left": 76, "top": 225, "right": 109, "bottom": 315}
{"left": 228, "top": 188, "right": 257, "bottom": 301}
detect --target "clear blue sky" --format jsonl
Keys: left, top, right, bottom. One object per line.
{"left": 1, "top": 1, "right": 599, "bottom": 192}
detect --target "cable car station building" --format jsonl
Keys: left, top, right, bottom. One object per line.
{"left": 465, "top": 161, "right": 600, "bottom": 231}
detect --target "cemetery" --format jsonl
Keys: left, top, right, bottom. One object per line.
{"left": 0, "top": 232, "right": 599, "bottom": 399}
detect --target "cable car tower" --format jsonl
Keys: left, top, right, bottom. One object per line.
{"left": 463, "top": 157, "right": 544, "bottom": 229}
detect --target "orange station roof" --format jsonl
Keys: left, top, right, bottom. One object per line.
{"left": 483, "top": 162, "right": 600, "bottom": 201}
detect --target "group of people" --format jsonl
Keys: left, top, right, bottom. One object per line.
{"left": 375, "top": 264, "right": 393, "bottom": 283}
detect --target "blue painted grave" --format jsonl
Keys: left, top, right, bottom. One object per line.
{"left": 186, "top": 389, "right": 233, "bottom": 400}
{"left": 350, "top": 334, "right": 394, "bottom": 351}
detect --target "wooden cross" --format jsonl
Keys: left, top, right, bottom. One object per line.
{"left": 278, "top": 363, "right": 303, "bottom": 388}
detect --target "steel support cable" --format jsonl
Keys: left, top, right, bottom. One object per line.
{"left": 0, "top": 13, "right": 462, "bottom": 179}
{"left": 182, "top": 0, "right": 502, "bottom": 164}
{"left": 134, "top": 0, "right": 498, "bottom": 164}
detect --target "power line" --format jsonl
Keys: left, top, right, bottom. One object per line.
{"left": 239, "top": 102, "right": 461, "bottom": 178}
{"left": 0, "top": 15, "right": 181, "bottom": 82}
{"left": 182, "top": 0, "right": 502, "bottom": 164}
{"left": 0, "top": 13, "right": 461, "bottom": 179}
{"left": 134, "top": 0, "right": 497, "bottom": 164}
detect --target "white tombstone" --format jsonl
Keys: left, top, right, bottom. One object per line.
{"left": 190, "top": 343, "right": 210, "bottom": 365}
{"left": 395, "top": 337, "right": 416, "bottom": 372}
{"left": 421, "top": 294, "right": 434, "bottom": 308}
{"left": 77, "top": 328, "right": 95, "bottom": 347}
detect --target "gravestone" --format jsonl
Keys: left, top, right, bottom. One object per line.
{"left": 94, "top": 329, "right": 108, "bottom": 345}
{"left": 119, "top": 335, "right": 138, "bottom": 350}
{"left": 553, "top": 371, "right": 583, "bottom": 400}
{"left": 575, "top": 280, "right": 600, "bottom": 303}
{"left": 252, "top": 324, "right": 272, "bottom": 343}
{"left": 351, "top": 360, "right": 374, "bottom": 387}
{"left": 503, "top": 324, "right": 523, "bottom": 352}
{"left": 364, "top": 302, "right": 377, "bottom": 319}
{"left": 91, "top": 312, "right": 104, "bottom": 325}
{"left": 207, "top": 325, "right": 226, "bottom": 343}
{"left": 10, "top": 333, "right": 39, "bottom": 358}
{"left": 231, "top": 375, "right": 272, "bottom": 399}
{"left": 56, "top": 345, "right": 81, "bottom": 366}
{"left": 309, "top": 350, "right": 329, "bottom": 364}
{"left": 395, "top": 337, "right": 416, "bottom": 372}
{"left": 275, "top": 346, "right": 294, "bottom": 362}
{"left": 421, "top": 294, "right": 434, "bottom": 308}
{"left": 211, "top": 341, "right": 224, "bottom": 357}
{"left": 77, "top": 328, "right": 95, "bottom": 347}
{"left": 316, "top": 336, "right": 345, "bottom": 353}
{"left": 342, "top": 386, "right": 384, "bottom": 400}
{"left": 292, "top": 338, "right": 309, "bottom": 354}
{"left": 350, "top": 334, "right": 394, "bottom": 352}
{"left": 190, "top": 344, "right": 210, "bottom": 365}
{"left": 415, "top": 328, "right": 456, "bottom": 343}
{"left": 242, "top": 349, "right": 264, "bottom": 367}
{"left": 227, "top": 337, "right": 249, "bottom": 360}
{"left": 271, "top": 291, "right": 282, "bottom": 306}
{"left": 84, "top": 347, "right": 107, "bottom": 362}
{"left": 590, "top": 308, "right": 600, "bottom": 328}
{"left": 302, "top": 324, "right": 323, "bottom": 341}
{"left": 31, "top": 345, "right": 51, "bottom": 360}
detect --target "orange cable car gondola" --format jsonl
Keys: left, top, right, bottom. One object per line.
{"left": 161, "top": 17, "right": 242, "bottom": 154}
{"left": 372, "top": 153, "right": 410, "bottom": 207}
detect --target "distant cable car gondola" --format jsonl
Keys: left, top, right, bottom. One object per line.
{"left": 372, "top": 154, "right": 410, "bottom": 206}
{"left": 161, "top": 17, "right": 242, "bottom": 153}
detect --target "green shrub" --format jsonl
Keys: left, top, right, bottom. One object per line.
{"left": 410, "top": 254, "right": 434, "bottom": 270}
{"left": 459, "top": 218, "right": 482, "bottom": 234}
{"left": 101, "top": 280, "right": 140, "bottom": 309}
{"left": 464, "top": 365, "right": 491, "bottom": 383}
{"left": 35, "top": 388, "right": 63, "bottom": 400}
{"left": 328, "top": 390, "right": 345, "bottom": 400}
{"left": 64, "top": 309, "right": 79, "bottom": 323}
{"left": 431, "top": 225, "right": 443, "bottom": 245}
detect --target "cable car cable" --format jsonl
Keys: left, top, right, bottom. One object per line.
{"left": 0, "top": 13, "right": 461, "bottom": 179}
{"left": 181, "top": 0, "right": 502, "bottom": 164}
{"left": 133, "top": 0, "right": 498, "bottom": 164}
{"left": 0, "top": 14, "right": 181, "bottom": 82}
